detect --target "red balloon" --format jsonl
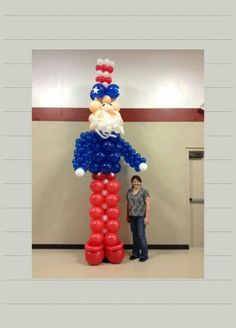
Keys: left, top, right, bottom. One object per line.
{"left": 90, "top": 219, "right": 105, "bottom": 232}
{"left": 106, "top": 207, "right": 120, "bottom": 220}
{"left": 99, "top": 76, "right": 105, "bottom": 83}
{"left": 106, "top": 219, "right": 120, "bottom": 232}
{"left": 96, "top": 173, "right": 107, "bottom": 181}
{"left": 105, "top": 242, "right": 124, "bottom": 264}
{"left": 101, "top": 64, "right": 106, "bottom": 72}
{"left": 96, "top": 76, "right": 101, "bottom": 82}
{"left": 104, "top": 232, "right": 119, "bottom": 246}
{"left": 107, "top": 66, "right": 113, "bottom": 73}
{"left": 89, "top": 206, "right": 103, "bottom": 219}
{"left": 90, "top": 180, "right": 104, "bottom": 193}
{"left": 105, "top": 77, "right": 112, "bottom": 84}
{"left": 89, "top": 193, "right": 104, "bottom": 206}
{"left": 106, "top": 249, "right": 124, "bottom": 264}
{"left": 106, "top": 180, "right": 120, "bottom": 194}
{"left": 92, "top": 173, "right": 98, "bottom": 180}
{"left": 105, "top": 194, "right": 119, "bottom": 207}
{"left": 96, "top": 65, "right": 101, "bottom": 71}
{"left": 107, "top": 173, "right": 115, "bottom": 180}
{"left": 85, "top": 249, "right": 104, "bottom": 265}
{"left": 89, "top": 232, "right": 104, "bottom": 246}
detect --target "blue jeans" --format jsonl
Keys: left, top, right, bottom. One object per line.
{"left": 129, "top": 216, "right": 148, "bottom": 258}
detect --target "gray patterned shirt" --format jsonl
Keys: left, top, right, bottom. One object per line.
{"left": 126, "top": 187, "right": 150, "bottom": 217}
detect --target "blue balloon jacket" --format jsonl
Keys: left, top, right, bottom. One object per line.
{"left": 72, "top": 131, "right": 146, "bottom": 174}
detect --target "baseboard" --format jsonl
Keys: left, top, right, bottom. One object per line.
{"left": 32, "top": 244, "right": 189, "bottom": 250}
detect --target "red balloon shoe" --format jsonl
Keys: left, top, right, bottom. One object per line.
{"left": 85, "top": 243, "right": 104, "bottom": 265}
{"left": 105, "top": 242, "right": 124, "bottom": 264}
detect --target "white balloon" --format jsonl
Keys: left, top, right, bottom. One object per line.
{"left": 96, "top": 70, "right": 103, "bottom": 76}
{"left": 103, "top": 71, "right": 109, "bottom": 77}
{"left": 102, "top": 190, "right": 108, "bottom": 196}
{"left": 103, "top": 179, "right": 109, "bottom": 184}
{"left": 102, "top": 215, "right": 108, "bottom": 221}
{"left": 75, "top": 168, "right": 85, "bottom": 177}
{"left": 97, "top": 58, "right": 103, "bottom": 65}
{"left": 104, "top": 58, "right": 110, "bottom": 65}
{"left": 102, "top": 228, "right": 108, "bottom": 234}
{"left": 139, "top": 163, "right": 148, "bottom": 171}
{"left": 102, "top": 203, "right": 108, "bottom": 209}
{"left": 110, "top": 61, "right": 115, "bottom": 67}
{"left": 103, "top": 82, "right": 109, "bottom": 88}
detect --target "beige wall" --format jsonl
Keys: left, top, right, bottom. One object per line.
{"left": 32, "top": 121, "right": 204, "bottom": 245}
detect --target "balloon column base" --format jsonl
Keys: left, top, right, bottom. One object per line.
{"left": 85, "top": 243, "right": 104, "bottom": 265}
{"left": 105, "top": 242, "right": 124, "bottom": 264}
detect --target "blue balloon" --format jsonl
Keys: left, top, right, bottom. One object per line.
{"left": 89, "top": 163, "right": 100, "bottom": 173}
{"left": 106, "top": 84, "right": 120, "bottom": 99}
{"left": 124, "top": 151, "right": 131, "bottom": 159}
{"left": 140, "top": 157, "right": 147, "bottom": 163}
{"left": 135, "top": 166, "right": 141, "bottom": 172}
{"left": 102, "top": 141, "right": 114, "bottom": 153}
{"left": 101, "top": 163, "right": 112, "bottom": 173}
{"left": 124, "top": 155, "right": 131, "bottom": 163}
{"left": 115, "top": 143, "right": 123, "bottom": 154}
{"left": 112, "top": 163, "right": 121, "bottom": 173}
{"left": 91, "top": 143, "right": 101, "bottom": 152}
{"left": 90, "top": 83, "right": 106, "bottom": 100}
{"left": 134, "top": 160, "right": 141, "bottom": 167}
{"left": 80, "top": 162, "right": 89, "bottom": 170}
{"left": 94, "top": 151, "right": 106, "bottom": 163}
{"left": 108, "top": 153, "right": 120, "bottom": 163}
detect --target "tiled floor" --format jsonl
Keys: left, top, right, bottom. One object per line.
{"left": 32, "top": 247, "right": 204, "bottom": 279}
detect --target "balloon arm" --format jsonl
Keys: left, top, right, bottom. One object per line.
{"left": 121, "top": 139, "right": 147, "bottom": 172}
{"left": 72, "top": 136, "right": 92, "bottom": 173}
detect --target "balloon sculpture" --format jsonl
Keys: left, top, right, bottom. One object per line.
{"left": 72, "top": 58, "right": 148, "bottom": 265}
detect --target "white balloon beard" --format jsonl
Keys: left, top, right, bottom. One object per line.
{"left": 89, "top": 110, "right": 124, "bottom": 139}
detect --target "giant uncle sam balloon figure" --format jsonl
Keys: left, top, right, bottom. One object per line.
{"left": 72, "top": 58, "right": 148, "bottom": 265}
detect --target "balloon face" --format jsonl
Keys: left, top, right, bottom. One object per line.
{"left": 89, "top": 193, "right": 104, "bottom": 206}
{"left": 90, "top": 219, "right": 105, "bottom": 232}
{"left": 106, "top": 207, "right": 120, "bottom": 220}
{"left": 90, "top": 180, "right": 104, "bottom": 193}
{"left": 89, "top": 232, "right": 104, "bottom": 246}
{"left": 105, "top": 194, "right": 119, "bottom": 207}
{"left": 89, "top": 206, "right": 103, "bottom": 219}
{"left": 106, "top": 219, "right": 120, "bottom": 233}
{"left": 104, "top": 232, "right": 119, "bottom": 246}
{"left": 106, "top": 180, "right": 120, "bottom": 193}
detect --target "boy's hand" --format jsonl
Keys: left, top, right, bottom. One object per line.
{"left": 144, "top": 217, "right": 149, "bottom": 225}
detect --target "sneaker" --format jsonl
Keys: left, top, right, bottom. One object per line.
{"left": 139, "top": 257, "right": 148, "bottom": 262}
{"left": 129, "top": 255, "right": 139, "bottom": 260}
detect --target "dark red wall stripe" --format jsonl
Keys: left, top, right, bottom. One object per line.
{"left": 32, "top": 107, "right": 204, "bottom": 122}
